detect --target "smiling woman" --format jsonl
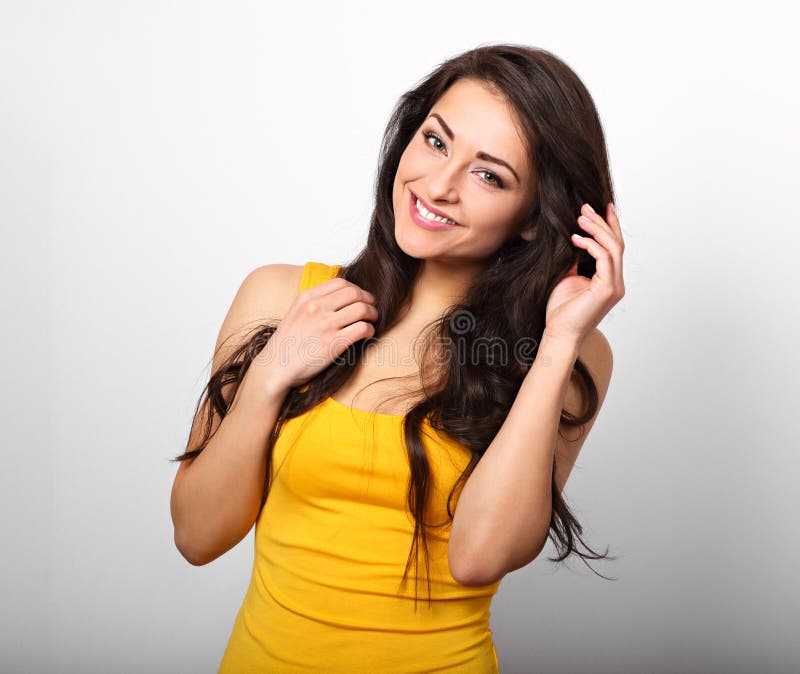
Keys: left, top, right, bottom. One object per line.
{"left": 393, "top": 77, "right": 539, "bottom": 260}
{"left": 169, "top": 43, "right": 624, "bottom": 673}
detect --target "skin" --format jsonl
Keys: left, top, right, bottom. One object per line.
{"left": 330, "top": 78, "right": 541, "bottom": 412}
{"left": 392, "top": 77, "right": 538, "bottom": 322}
{"left": 337, "top": 77, "right": 624, "bottom": 414}
{"left": 171, "top": 78, "right": 622, "bottom": 568}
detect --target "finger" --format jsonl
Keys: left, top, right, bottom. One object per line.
{"left": 571, "top": 233, "right": 616, "bottom": 287}
{"left": 606, "top": 202, "right": 624, "bottom": 244}
{"left": 323, "top": 278, "right": 377, "bottom": 304}
{"left": 333, "top": 300, "right": 380, "bottom": 330}
{"left": 575, "top": 224, "right": 624, "bottom": 289}
{"left": 605, "top": 203, "right": 625, "bottom": 279}
{"left": 576, "top": 216, "right": 623, "bottom": 269}
{"left": 310, "top": 277, "right": 377, "bottom": 303}
{"left": 581, "top": 203, "right": 614, "bottom": 239}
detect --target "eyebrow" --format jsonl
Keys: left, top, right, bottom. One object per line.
{"left": 427, "top": 113, "right": 521, "bottom": 184}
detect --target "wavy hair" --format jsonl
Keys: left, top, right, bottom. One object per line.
{"left": 172, "top": 43, "right": 617, "bottom": 609}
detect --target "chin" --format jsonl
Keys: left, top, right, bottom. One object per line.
{"left": 393, "top": 225, "right": 426, "bottom": 259}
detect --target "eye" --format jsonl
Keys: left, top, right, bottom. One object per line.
{"left": 420, "top": 130, "right": 505, "bottom": 189}
{"left": 422, "top": 130, "right": 446, "bottom": 152}
{"left": 477, "top": 170, "right": 503, "bottom": 188}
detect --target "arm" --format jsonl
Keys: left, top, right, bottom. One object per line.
{"left": 171, "top": 380, "right": 289, "bottom": 566}
{"left": 447, "top": 328, "right": 613, "bottom": 586}
{"left": 170, "top": 263, "right": 379, "bottom": 566}
{"left": 448, "top": 201, "right": 624, "bottom": 586}
{"left": 170, "top": 264, "right": 300, "bottom": 566}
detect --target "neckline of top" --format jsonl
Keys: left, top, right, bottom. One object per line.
{"left": 325, "top": 394, "right": 407, "bottom": 420}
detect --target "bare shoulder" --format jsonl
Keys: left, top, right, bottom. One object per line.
{"left": 239, "top": 263, "right": 306, "bottom": 322}
{"left": 562, "top": 328, "right": 614, "bottom": 432}
{"left": 577, "top": 328, "right": 613, "bottom": 390}
{"left": 552, "top": 328, "right": 614, "bottom": 495}
{"left": 225, "top": 263, "right": 305, "bottom": 327}
{"left": 177, "top": 263, "right": 303, "bottom": 463}
{"left": 212, "top": 263, "right": 304, "bottom": 359}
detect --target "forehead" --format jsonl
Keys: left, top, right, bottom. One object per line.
{"left": 429, "top": 78, "right": 530, "bottom": 173}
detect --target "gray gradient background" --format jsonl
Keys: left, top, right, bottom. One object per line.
{"left": 2, "top": 1, "right": 798, "bottom": 673}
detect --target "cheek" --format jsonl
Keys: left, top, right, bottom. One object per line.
{"left": 470, "top": 202, "right": 527, "bottom": 244}
{"left": 397, "top": 144, "right": 429, "bottom": 177}
{"left": 473, "top": 198, "right": 514, "bottom": 227}
{"left": 392, "top": 168, "right": 405, "bottom": 207}
{"left": 393, "top": 151, "right": 409, "bottom": 188}
{"left": 392, "top": 148, "right": 419, "bottom": 206}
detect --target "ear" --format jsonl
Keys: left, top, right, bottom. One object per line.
{"left": 519, "top": 223, "right": 536, "bottom": 242}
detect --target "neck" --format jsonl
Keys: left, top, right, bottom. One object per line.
{"left": 404, "top": 257, "right": 486, "bottom": 321}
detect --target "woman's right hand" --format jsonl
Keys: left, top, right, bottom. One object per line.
{"left": 252, "top": 277, "right": 379, "bottom": 394}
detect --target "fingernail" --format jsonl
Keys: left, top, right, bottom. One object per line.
{"left": 610, "top": 202, "right": 616, "bottom": 213}
{"left": 585, "top": 203, "right": 595, "bottom": 213}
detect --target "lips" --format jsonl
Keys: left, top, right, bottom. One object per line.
{"left": 409, "top": 190, "right": 458, "bottom": 223}
{"left": 408, "top": 191, "right": 461, "bottom": 231}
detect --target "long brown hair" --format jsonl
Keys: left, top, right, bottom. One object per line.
{"left": 172, "top": 43, "right": 618, "bottom": 609}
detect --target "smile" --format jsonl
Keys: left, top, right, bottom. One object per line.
{"left": 408, "top": 192, "right": 461, "bottom": 231}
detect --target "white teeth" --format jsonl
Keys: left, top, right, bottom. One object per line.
{"left": 416, "top": 198, "right": 457, "bottom": 225}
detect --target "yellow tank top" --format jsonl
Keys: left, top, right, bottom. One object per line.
{"left": 218, "top": 261, "right": 502, "bottom": 673}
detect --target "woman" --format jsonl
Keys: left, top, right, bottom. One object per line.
{"left": 170, "top": 43, "right": 625, "bottom": 673}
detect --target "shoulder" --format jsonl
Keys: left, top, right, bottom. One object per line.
{"left": 237, "top": 261, "right": 343, "bottom": 322}
{"left": 230, "top": 263, "right": 305, "bottom": 326}
{"left": 553, "top": 328, "right": 614, "bottom": 495}
{"left": 577, "top": 328, "right": 613, "bottom": 387}
{"left": 244, "top": 262, "right": 306, "bottom": 295}
{"left": 563, "top": 328, "right": 614, "bottom": 419}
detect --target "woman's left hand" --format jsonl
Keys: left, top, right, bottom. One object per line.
{"left": 544, "top": 202, "right": 626, "bottom": 344}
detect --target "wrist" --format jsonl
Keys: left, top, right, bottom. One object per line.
{"left": 540, "top": 328, "right": 583, "bottom": 352}
{"left": 523, "top": 331, "right": 580, "bottom": 383}
{"left": 532, "top": 333, "right": 581, "bottom": 372}
{"left": 234, "top": 368, "right": 291, "bottom": 414}
{"left": 260, "top": 373, "right": 293, "bottom": 405}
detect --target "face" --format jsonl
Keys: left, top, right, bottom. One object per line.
{"left": 392, "top": 77, "right": 537, "bottom": 264}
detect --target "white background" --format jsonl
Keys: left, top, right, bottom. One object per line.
{"left": 2, "top": 1, "right": 799, "bottom": 672}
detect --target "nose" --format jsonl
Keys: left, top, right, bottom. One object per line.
{"left": 425, "top": 162, "right": 460, "bottom": 203}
